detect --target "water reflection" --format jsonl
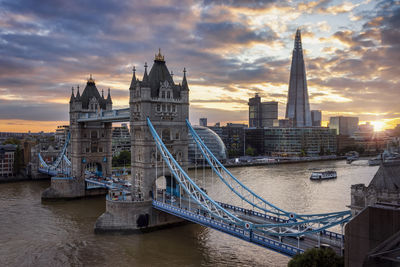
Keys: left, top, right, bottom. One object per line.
{"left": 0, "top": 160, "right": 377, "bottom": 266}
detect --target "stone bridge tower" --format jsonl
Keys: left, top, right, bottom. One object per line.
{"left": 95, "top": 50, "right": 189, "bottom": 232}
{"left": 69, "top": 76, "right": 113, "bottom": 181}
{"left": 42, "top": 76, "right": 113, "bottom": 199}
{"left": 129, "top": 50, "right": 189, "bottom": 201}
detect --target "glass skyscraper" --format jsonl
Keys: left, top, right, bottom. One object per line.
{"left": 285, "top": 29, "right": 312, "bottom": 127}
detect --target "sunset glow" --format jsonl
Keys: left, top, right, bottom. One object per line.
{"left": 371, "top": 121, "right": 386, "bottom": 132}
{"left": 0, "top": 0, "right": 398, "bottom": 132}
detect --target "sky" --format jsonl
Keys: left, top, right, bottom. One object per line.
{"left": 0, "top": 0, "right": 399, "bottom": 132}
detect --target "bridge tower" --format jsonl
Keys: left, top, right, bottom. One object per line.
{"left": 95, "top": 50, "right": 189, "bottom": 232}
{"left": 129, "top": 50, "right": 189, "bottom": 201}
{"left": 69, "top": 76, "right": 113, "bottom": 180}
{"left": 42, "top": 76, "right": 113, "bottom": 199}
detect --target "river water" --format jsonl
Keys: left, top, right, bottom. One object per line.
{"left": 0, "top": 159, "right": 378, "bottom": 266}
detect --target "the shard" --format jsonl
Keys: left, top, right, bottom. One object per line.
{"left": 285, "top": 29, "right": 312, "bottom": 127}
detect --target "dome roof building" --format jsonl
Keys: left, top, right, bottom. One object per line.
{"left": 188, "top": 126, "right": 227, "bottom": 164}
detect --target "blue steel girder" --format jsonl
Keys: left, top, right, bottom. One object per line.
{"left": 218, "top": 202, "right": 344, "bottom": 241}
{"left": 147, "top": 118, "right": 247, "bottom": 227}
{"left": 51, "top": 132, "right": 71, "bottom": 169}
{"left": 38, "top": 131, "right": 71, "bottom": 176}
{"left": 148, "top": 118, "right": 349, "bottom": 240}
{"left": 186, "top": 119, "right": 352, "bottom": 225}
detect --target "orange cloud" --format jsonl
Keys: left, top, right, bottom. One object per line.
{"left": 0, "top": 119, "right": 68, "bottom": 133}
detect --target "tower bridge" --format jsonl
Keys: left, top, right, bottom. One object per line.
{"left": 39, "top": 50, "right": 351, "bottom": 257}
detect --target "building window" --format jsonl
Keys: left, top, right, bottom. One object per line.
{"left": 173, "top": 105, "right": 176, "bottom": 112}
{"left": 176, "top": 132, "right": 179, "bottom": 139}
{"left": 99, "top": 147, "right": 103, "bottom": 152}
{"left": 162, "top": 129, "right": 171, "bottom": 142}
{"left": 157, "top": 104, "right": 160, "bottom": 112}
{"left": 162, "top": 91, "right": 165, "bottom": 98}
{"left": 167, "top": 91, "right": 170, "bottom": 98}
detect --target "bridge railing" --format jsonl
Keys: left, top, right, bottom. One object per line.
{"left": 153, "top": 200, "right": 304, "bottom": 257}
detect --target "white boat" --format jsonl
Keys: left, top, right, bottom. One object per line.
{"left": 310, "top": 170, "right": 337, "bottom": 180}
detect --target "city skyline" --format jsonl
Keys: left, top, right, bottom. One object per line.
{"left": 0, "top": 0, "right": 399, "bottom": 132}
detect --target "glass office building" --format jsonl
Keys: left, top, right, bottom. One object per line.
{"left": 246, "top": 127, "right": 337, "bottom": 156}
{"left": 188, "top": 126, "right": 227, "bottom": 163}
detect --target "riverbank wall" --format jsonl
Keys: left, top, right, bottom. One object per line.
{"left": 188, "top": 156, "right": 347, "bottom": 170}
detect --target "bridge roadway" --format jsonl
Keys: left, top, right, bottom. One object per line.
{"left": 38, "top": 167, "right": 71, "bottom": 177}
{"left": 82, "top": 177, "right": 343, "bottom": 256}
{"left": 219, "top": 203, "right": 343, "bottom": 254}
{"left": 153, "top": 193, "right": 343, "bottom": 257}
{"left": 85, "top": 177, "right": 131, "bottom": 193}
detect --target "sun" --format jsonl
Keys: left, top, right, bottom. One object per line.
{"left": 371, "top": 121, "right": 385, "bottom": 132}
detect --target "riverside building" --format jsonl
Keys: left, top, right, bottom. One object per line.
{"left": 112, "top": 123, "right": 130, "bottom": 156}
{"left": 0, "top": 144, "right": 16, "bottom": 177}
{"left": 245, "top": 127, "right": 336, "bottom": 157}
{"left": 329, "top": 116, "right": 359, "bottom": 136}
{"left": 188, "top": 126, "right": 227, "bottom": 163}
{"left": 248, "top": 93, "right": 278, "bottom": 128}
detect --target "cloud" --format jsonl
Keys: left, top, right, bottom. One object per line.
{"left": 0, "top": 99, "right": 68, "bottom": 121}
{"left": 0, "top": 0, "right": 399, "bottom": 131}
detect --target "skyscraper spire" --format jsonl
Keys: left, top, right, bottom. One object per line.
{"left": 285, "top": 28, "right": 312, "bottom": 127}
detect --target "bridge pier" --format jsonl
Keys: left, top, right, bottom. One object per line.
{"left": 94, "top": 199, "right": 184, "bottom": 233}
{"left": 41, "top": 177, "right": 107, "bottom": 200}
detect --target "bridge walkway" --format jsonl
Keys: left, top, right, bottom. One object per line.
{"left": 153, "top": 192, "right": 343, "bottom": 257}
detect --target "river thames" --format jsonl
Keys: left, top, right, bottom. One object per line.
{"left": 0, "top": 159, "right": 378, "bottom": 266}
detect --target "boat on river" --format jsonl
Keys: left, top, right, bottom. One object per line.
{"left": 345, "top": 151, "right": 359, "bottom": 164}
{"left": 310, "top": 170, "right": 337, "bottom": 180}
{"left": 368, "top": 151, "right": 400, "bottom": 166}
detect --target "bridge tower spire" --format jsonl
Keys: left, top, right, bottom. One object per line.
{"left": 95, "top": 50, "right": 189, "bottom": 232}
{"left": 42, "top": 76, "right": 113, "bottom": 199}
{"left": 128, "top": 50, "right": 189, "bottom": 201}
